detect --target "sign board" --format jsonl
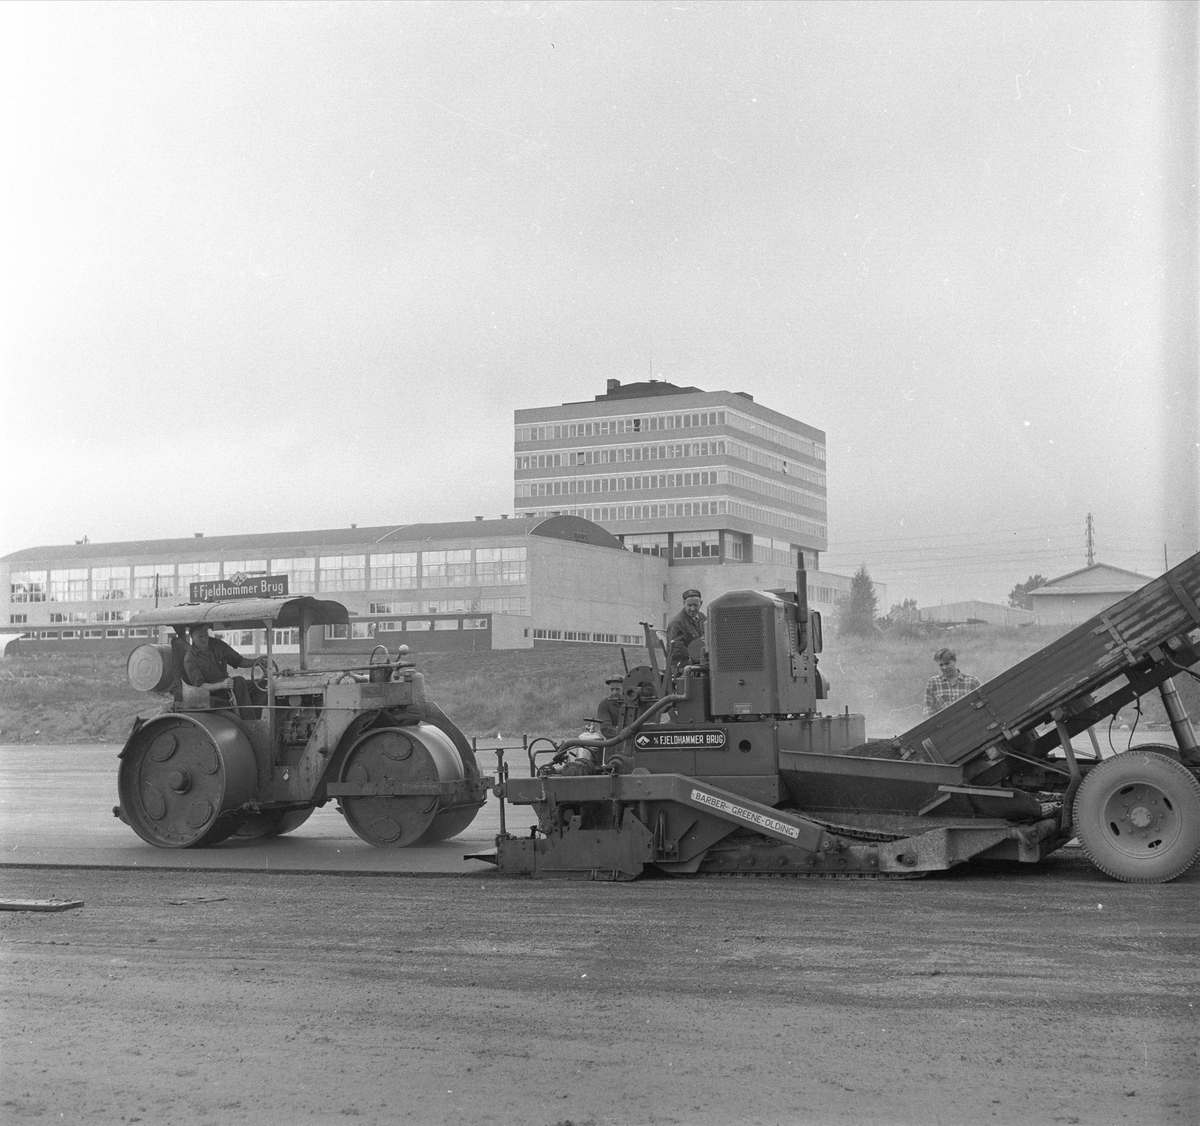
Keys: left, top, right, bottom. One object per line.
{"left": 633, "top": 729, "right": 727, "bottom": 751}
{"left": 189, "top": 574, "right": 289, "bottom": 602}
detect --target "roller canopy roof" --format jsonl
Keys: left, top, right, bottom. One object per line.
{"left": 130, "top": 597, "right": 350, "bottom": 630}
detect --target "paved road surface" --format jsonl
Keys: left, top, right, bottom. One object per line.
{"left": 0, "top": 742, "right": 538, "bottom": 874}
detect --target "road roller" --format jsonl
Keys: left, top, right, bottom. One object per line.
{"left": 483, "top": 552, "right": 1200, "bottom": 883}
{"left": 115, "top": 596, "right": 489, "bottom": 848}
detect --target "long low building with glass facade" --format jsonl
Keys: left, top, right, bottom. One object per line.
{"left": 1, "top": 516, "right": 666, "bottom": 656}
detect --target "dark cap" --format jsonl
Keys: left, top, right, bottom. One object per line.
{"left": 605, "top": 675, "right": 624, "bottom": 686}
{"left": 682, "top": 589, "right": 702, "bottom": 601}
{"left": 934, "top": 647, "right": 957, "bottom": 662}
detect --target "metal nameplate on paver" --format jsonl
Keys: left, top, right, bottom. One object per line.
{"left": 634, "top": 729, "right": 727, "bottom": 750}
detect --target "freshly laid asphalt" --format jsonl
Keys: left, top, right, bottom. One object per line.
{"left": 0, "top": 742, "right": 540, "bottom": 876}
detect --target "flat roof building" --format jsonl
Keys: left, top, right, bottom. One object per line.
{"left": 1, "top": 516, "right": 665, "bottom": 655}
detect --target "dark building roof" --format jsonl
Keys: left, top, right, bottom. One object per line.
{"left": 578, "top": 378, "right": 756, "bottom": 403}
{"left": 1, "top": 515, "right": 624, "bottom": 564}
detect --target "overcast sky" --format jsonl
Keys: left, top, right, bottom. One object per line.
{"left": 2, "top": 1, "right": 1196, "bottom": 607}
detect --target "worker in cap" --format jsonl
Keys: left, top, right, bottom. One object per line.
{"left": 667, "top": 588, "right": 707, "bottom": 672}
{"left": 923, "top": 646, "right": 982, "bottom": 719}
{"left": 184, "top": 622, "right": 266, "bottom": 714}
{"left": 594, "top": 674, "right": 625, "bottom": 739}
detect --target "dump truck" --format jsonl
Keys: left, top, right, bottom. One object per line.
{"left": 484, "top": 551, "right": 1200, "bottom": 883}
{"left": 114, "top": 596, "right": 489, "bottom": 848}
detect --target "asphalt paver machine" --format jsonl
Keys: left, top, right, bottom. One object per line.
{"left": 487, "top": 552, "right": 1200, "bottom": 882}
{"left": 115, "top": 596, "right": 489, "bottom": 848}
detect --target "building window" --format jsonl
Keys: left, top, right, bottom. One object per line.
{"left": 623, "top": 533, "right": 668, "bottom": 558}
{"left": 377, "top": 620, "right": 402, "bottom": 632}
{"left": 9, "top": 571, "right": 47, "bottom": 603}
{"left": 475, "top": 546, "right": 526, "bottom": 584}
{"left": 91, "top": 566, "right": 130, "bottom": 601}
{"left": 463, "top": 618, "right": 488, "bottom": 630}
{"left": 421, "top": 550, "right": 471, "bottom": 587}
{"left": 128, "top": 628, "right": 149, "bottom": 638}
{"left": 433, "top": 619, "right": 459, "bottom": 631}
{"left": 133, "top": 565, "right": 176, "bottom": 600}
{"left": 270, "top": 558, "right": 315, "bottom": 594}
{"left": 49, "top": 568, "right": 89, "bottom": 602}
{"left": 324, "top": 624, "right": 349, "bottom": 640}
{"left": 178, "top": 562, "right": 220, "bottom": 597}
{"left": 83, "top": 629, "right": 103, "bottom": 639}
{"left": 724, "top": 536, "right": 745, "bottom": 561}
{"left": 222, "top": 560, "right": 267, "bottom": 580}
{"left": 60, "top": 630, "right": 80, "bottom": 639}
{"left": 405, "top": 620, "right": 432, "bottom": 631}
{"left": 9, "top": 614, "right": 27, "bottom": 624}
{"left": 369, "top": 553, "right": 418, "bottom": 590}
{"left": 49, "top": 611, "right": 87, "bottom": 623}
{"left": 351, "top": 622, "right": 374, "bottom": 639}
{"left": 105, "top": 629, "right": 124, "bottom": 638}
{"left": 319, "top": 555, "right": 366, "bottom": 592}
{"left": 273, "top": 628, "right": 300, "bottom": 646}
{"left": 89, "top": 610, "right": 128, "bottom": 623}
{"left": 38, "top": 630, "right": 59, "bottom": 639}
{"left": 371, "top": 601, "right": 416, "bottom": 615}
{"left": 673, "top": 533, "right": 720, "bottom": 559}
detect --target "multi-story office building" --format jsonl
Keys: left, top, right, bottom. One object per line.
{"left": 514, "top": 380, "right": 855, "bottom": 611}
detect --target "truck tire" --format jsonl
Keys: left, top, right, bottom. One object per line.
{"left": 1073, "top": 752, "right": 1200, "bottom": 883}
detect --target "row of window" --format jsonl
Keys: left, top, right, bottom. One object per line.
{"left": 516, "top": 440, "right": 728, "bottom": 471}
{"left": 516, "top": 499, "right": 827, "bottom": 541}
{"left": 369, "top": 597, "right": 528, "bottom": 615}
{"left": 323, "top": 618, "right": 490, "bottom": 639}
{"left": 532, "top": 628, "right": 641, "bottom": 644}
{"left": 516, "top": 468, "right": 826, "bottom": 514}
{"left": 518, "top": 470, "right": 720, "bottom": 498}
{"left": 26, "top": 628, "right": 151, "bottom": 640}
{"left": 514, "top": 408, "right": 827, "bottom": 463}
{"left": 8, "top": 547, "right": 528, "bottom": 603}
{"left": 726, "top": 411, "right": 825, "bottom": 462}
{"left": 725, "top": 440, "right": 826, "bottom": 486}
{"left": 516, "top": 411, "right": 727, "bottom": 444}
{"left": 516, "top": 440, "right": 827, "bottom": 485}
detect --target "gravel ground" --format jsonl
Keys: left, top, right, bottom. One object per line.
{"left": 1, "top": 858, "right": 1197, "bottom": 1126}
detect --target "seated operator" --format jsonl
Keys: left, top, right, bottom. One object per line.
{"left": 595, "top": 675, "right": 625, "bottom": 739}
{"left": 183, "top": 623, "right": 265, "bottom": 710}
{"left": 667, "top": 589, "right": 707, "bottom": 672}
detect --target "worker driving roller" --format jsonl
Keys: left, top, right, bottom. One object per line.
{"left": 183, "top": 623, "right": 266, "bottom": 713}
{"left": 667, "top": 588, "right": 707, "bottom": 672}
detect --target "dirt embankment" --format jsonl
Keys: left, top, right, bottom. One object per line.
{"left": 3, "top": 624, "right": 1194, "bottom": 745}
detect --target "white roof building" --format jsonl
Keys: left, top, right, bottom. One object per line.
{"left": 1027, "top": 562, "right": 1153, "bottom": 626}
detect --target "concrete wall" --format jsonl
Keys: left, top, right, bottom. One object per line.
{"left": 528, "top": 538, "right": 666, "bottom": 642}
{"left": 1030, "top": 591, "right": 1130, "bottom": 626}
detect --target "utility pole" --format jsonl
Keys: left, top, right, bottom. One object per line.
{"left": 1085, "top": 513, "right": 1094, "bottom": 566}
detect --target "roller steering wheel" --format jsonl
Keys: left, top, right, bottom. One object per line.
{"left": 250, "top": 657, "right": 275, "bottom": 692}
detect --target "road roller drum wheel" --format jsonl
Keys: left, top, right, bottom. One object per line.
{"left": 231, "top": 807, "right": 314, "bottom": 840}
{"left": 338, "top": 723, "right": 478, "bottom": 847}
{"left": 117, "top": 715, "right": 259, "bottom": 848}
{"left": 1073, "top": 751, "right": 1200, "bottom": 883}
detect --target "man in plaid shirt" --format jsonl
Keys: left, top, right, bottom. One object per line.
{"left": 924, "top": 647, "right": 981, "bottom": 719}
